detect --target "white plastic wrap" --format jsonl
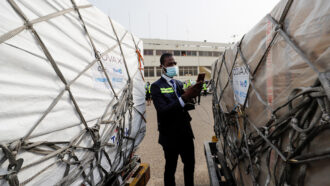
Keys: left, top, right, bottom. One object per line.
{"left": 0, "top": 0, "right": 146, "bottom": 185}
{"left": 211, "top": 0, "right": 329, "bottom": 185}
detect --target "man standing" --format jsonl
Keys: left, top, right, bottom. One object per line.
{"left": 151, "top": 53, "right": 202, "bottom": 186}
{"left": 197, "top": 89, "right": 201, "bottom": 105}
{"left": 203, "top": 82, "right": 208, "bottom": 96}
{"left": 145, "top": 81, "right": 151, "bottom": 106}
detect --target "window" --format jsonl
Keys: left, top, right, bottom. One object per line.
{"left": 213, "top": 51, "right": 221, "bottom": 56}
{"left": 193, "top": 67, "right": 198, "bottom": 75}
{"left": 186, "top": 51, "right": 197, "bottom": 56}
{"left": 181, "top": 51, "right": 187, "bottom": 56}
{"left": 156, "top": 67, "right": 162, "bottom": 76}
{"left": 188, "top": 66, "right": 193, "bottom": 74}
{"left": 156, "top": 50, "right": 173, "bottom": 55}
{"left": 179, "top": 67, "right": 184, "bottom": 76}
{"left": 156, "top": 50, "right": 163, "bottom": 55}
{"left": 179, "top": 66, "right": 198, "bottom": 76}
{"left": 144, "top": 49, "right": 153, "bottom": 56}
{"left": 144, "top": 67, "right": 154, "bottom": 77}
{"left": 173, "top": 50, "right": 197, "bottom": 56}
{"left": 173, "top": 50, "right": 181, "bottom": 56}
{"left": 199, "top": 51, "right": 206, "bottom": 56}
{"left": 199, "top": 51, "right": 214, "bottom": 57}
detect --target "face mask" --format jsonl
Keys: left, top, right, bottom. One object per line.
{"left": 164, "top": 66, "right": 178, "bottom": 77}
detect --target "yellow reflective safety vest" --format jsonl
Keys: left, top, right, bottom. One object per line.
{"left": 203, "top": 83, "right": 207, "bottom": 90}
{"left": 187, "top": 80, "right": 191, "bottom": 87}
{"left": 146, "top": 84, "right": 151, "bottom": 93}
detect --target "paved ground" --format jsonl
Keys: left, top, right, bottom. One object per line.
{"left": 136, "top": 95, "right": 214, "bottom": 186}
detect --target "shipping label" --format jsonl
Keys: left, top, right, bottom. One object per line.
{"left": 92, "top": 53, "right": 126, "bottom": 90}
{"left": 232, "top": 66, "right": 249, "bottom": 106}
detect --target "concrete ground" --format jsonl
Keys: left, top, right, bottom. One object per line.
{"left": 136, "top": 95, "right": 214, "bottom": 186}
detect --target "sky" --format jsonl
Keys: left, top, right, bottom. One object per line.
{"left": 87, "top": 0, "right": 280, "bottom": 43}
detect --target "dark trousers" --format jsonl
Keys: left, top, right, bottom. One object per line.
{"left": 162, "top": 138, "right": 195, "bottom": 186}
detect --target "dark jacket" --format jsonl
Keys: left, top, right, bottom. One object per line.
{"left": 151, "top": 77, "right": 194, "bottom": 146}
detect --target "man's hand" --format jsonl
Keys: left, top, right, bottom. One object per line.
{"left": 182, "top": 81, "right": 202, "bottom": 102}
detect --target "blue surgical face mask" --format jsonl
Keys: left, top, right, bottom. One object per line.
{"left": 164, "top": 66, "right": 178, "bottom": 77}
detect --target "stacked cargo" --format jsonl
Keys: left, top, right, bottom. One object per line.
{"left": 211, "top": 0, "right": 329, "bottom": 185}
{"left": 0, "top": 0, "right": 146, "bottom": 185}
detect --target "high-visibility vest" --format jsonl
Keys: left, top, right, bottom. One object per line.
{"left": 183, "top": 83, "right": 187, "bottom": 89}
{"left": 203, "top": 83, "right": 207, "bottom": 90}
{"left": 187, "top": 80, "right": 191, "bottom": 87}
{"left": 145, "top": 85, "right": 151, "bottom": 93}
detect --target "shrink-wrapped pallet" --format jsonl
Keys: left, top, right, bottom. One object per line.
{"left": 211, "top": 0, "right": 330, "bottom": 185}
{"left": 0, "top": 0, "right": 146, "bottom": 185}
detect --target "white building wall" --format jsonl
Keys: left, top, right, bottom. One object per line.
{"left": 142, "top": 38, "right": 229, "bottom": 83}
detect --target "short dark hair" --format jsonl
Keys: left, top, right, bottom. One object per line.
{"left": 160, "top": 53, "right": 173, "bottom": 65}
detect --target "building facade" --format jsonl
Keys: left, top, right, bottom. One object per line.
{"left": 142, "top": 38, "right": 229, "bottom": 83}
